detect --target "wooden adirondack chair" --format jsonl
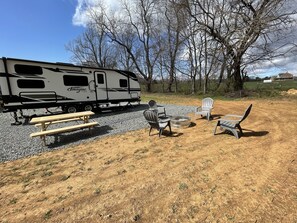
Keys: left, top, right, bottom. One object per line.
{"left": 213, "top": 104, "right": 252, "bottom": 139}
{"left": 143, "top": 109, "right": 172, "bottom": 137}
{"left": 195, "top": 97, "right": 214, "bottom": 121}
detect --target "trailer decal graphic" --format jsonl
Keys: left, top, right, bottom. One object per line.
{"left": 67, "top": 87, "right": 87, "bottom": 93}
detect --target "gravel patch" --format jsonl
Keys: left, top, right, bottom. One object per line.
{"left": 0, "top": 103, "right": 195, "bottom": 162}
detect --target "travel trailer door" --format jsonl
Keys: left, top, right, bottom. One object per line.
{"left": 94, "top": 71, "right": 108, "bottom": 102}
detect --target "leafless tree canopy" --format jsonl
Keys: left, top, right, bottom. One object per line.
{"left": 67, "top": 0, "right": 297, "bottom": 92}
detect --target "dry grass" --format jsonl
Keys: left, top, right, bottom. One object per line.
{"left": 1, "top": 96, "right": 297, "bottom": 223}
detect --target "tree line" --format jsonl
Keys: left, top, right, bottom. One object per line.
{"left": 66, "top": 0, "right": 297, "bottom": 93}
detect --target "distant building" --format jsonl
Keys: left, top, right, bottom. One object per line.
{"left": 263, "top": 79, "right": 272, "bottom": 83}
{"left": 277, "top": 72, "right": 294, "bottom": 80}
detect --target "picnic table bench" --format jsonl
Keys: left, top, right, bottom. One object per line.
{"left": 30, "top": 111, "right": 99, "bottom": 145}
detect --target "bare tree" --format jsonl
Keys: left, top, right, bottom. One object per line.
{"left": 156, "top": 0, "right": 188, "bottom": 92}
{"left": 88, "top": 0, "right": 162, "bottom": 91}
{"left": 67, "top": 0, "right": 297, "bottom": 94}
{"left": 183, "top": 32, "right": 203, "bottom": 93}
{"left": 185, "top": 0, "right": 297, "bottom": 91}
{"left": 66, "top": 24, "right": 118, "bottom": 68}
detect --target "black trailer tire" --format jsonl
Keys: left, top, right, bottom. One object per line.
{"left": 83, "top": 104, "right": 93, "bottom": 111}
{"left": 65, "top": 105, "right": 77, "bottom": 113}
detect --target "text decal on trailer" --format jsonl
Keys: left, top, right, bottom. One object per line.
{"left": 67, "top": 87, "right": 87, "bottom": 93}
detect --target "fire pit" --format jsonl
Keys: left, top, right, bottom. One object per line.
{"left": 170, "top": 116, "right": 191, "bottom": 128}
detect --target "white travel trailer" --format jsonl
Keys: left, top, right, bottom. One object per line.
{"left": 0, "top": 57, "right": 141, "bottom": 123}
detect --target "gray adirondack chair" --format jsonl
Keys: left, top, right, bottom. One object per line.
{"left": 148, "top": 100, "right": 166, "bottom": 117}
{"left": 195, "top": 97, "right": 214, "bottom": 121}
{"left": 143, "top": 109, "right": 172, "bottom": 137}
{"left": 213, "top": 104, "right": 252, "bottom": 139}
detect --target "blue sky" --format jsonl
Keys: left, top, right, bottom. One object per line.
{"left": 0, "top": 0, "right": 84, "bottom": 63}
{"left": 0, "top": 0, "right": 296, "bottom": 77}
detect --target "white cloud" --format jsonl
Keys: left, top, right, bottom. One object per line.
{"left": 72, "top": 0, "right": 94, "bottom": 26}
{"left": 72, "top": 0, "right": 297, "bottom": 77}
{"left": 250, "top": 55, "right": 297, "bottom": 77}
{"left": 72, "top": 0, "right": 121, "bottom": 26}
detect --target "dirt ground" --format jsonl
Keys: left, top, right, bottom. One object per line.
{"left": 1, "top": 97, "right": 297, "bottom": 223}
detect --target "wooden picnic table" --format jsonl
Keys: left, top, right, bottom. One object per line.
{"left": 30, "top": 111, "right": 98, "bottom": 145}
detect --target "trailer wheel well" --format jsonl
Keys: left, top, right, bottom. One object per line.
{"left": 63, "top": 105, "right": 77, "bottom": 113}
{"left": 83, "top": 104, "right": 93, "bottom": 111}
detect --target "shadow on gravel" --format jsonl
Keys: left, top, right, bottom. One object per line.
{"left": 188, "top": 122, "right": 196, "bottom": 128}
{"left": 46, "top": 125, "right": 113, "bottom": 148}
{"left": 91, "top": 104, "right": 148, "bottom": 118}
{"left": 5, "top": 104, "right": 148, "bottom": 126}
{"left": 14, "top": 104, "right": 148, "bottom": 122}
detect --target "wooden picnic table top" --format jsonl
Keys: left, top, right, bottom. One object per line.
{"left": 30, "top": 111, "right": 95, "bottom": 124}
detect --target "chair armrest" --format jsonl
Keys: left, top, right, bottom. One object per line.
{"left": 158, "top": 117, "right": 170, "bottom": 123}
{"left": 219, "top": 118, "right": 239, "bottom": 123}
{"left": 221, "top": 114, "right": 242, "bottom": 121}
{"left": 204, "top": 107, "right": 212, "bottom": 111}
{"left": 224, "top": 114, "right": 242, "bottom": 118}
{"left": 196, "top": 106, "right": 202, "bottom": 112}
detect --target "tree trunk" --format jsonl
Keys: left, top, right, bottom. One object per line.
{"left": 167, "top": 77, "right": 174, "bottom": 92}
{"left": 191, "top": 76, "right": 196, "bottom": 94}
{"left": 203, "top": 77, "right": 208, "bottom": 94}
{"left": 216, "top": 57, "right": 226, "bottom": 90}
{"left": 167, "top": 65, "right": 175, "bottom": 92}
{"left": 146, "top": 80, "right": 152, "bottom": 92}
{"left": 232, "top": 61, "right": 244, "bottom": 91}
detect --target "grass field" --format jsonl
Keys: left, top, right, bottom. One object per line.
{"left": 244, "top": 80, "right": 297, "bottom": 91}
{"left": 244, "top": 80, "right": 297, "bottom": 97}
{"left": 0, "top": 93, "right": 297, "bottom": 222}
{"left": 141, "top": 80, "right": 297, "bottom": 98}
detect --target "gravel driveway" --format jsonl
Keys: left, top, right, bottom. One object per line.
{"left": 0, "top": 103, "right": 195, "bottom": 162}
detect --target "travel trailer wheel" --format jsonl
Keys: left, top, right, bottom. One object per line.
{"left": 65, "top": 105, "right": 77, "bottom": 113}
{"left": 83, "top": 104, "right": 93, "bottom": 111}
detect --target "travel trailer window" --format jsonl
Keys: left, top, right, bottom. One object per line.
{"left": 120, "top": 79, "right": 128, "bottom": 88}
{"left": 97, "top": 73, "right": 104, "bottom": 84}
{"left": 15, "top": 64, "right": 43, "bottom": 75}
{"left": 17, "top": 79, "right": 45, "bottom": 88}
{"left": 63, "top": 75, "right": 88, "bottom": 86}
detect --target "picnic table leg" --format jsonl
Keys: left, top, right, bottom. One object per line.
{"left": 40, "top": 135, "right": 46, "bottom": 146}
{"left": 80, "top": 116, "right": 96, "bottom": 132}
{"left": 41, "top": 122, "right": 46, "bottom": 146}
{"left": 84, "top": 115, "right": 90, "bottom": 123}
{"left": 83, "top": 115, "right": 91, "bottom": 131}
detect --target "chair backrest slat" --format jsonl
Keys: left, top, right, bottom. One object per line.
{"left": 240, "top": 104, "right": 253, "bottom": 123}
{"left": 143, "top": 110, "right": 158, "bottom": 123}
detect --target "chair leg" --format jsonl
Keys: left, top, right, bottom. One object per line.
{"left": 208, "top": 113, "right": 212, "bottom": 121}
{"left": 159, "top": 129, "right": 163, "bottom": 137}
{"left": 149, "top": 127, "right": 152, "bottom": 136}
{"left": 168, "top": 122, "right": 172, "bottom": 134}
{"left": 213, "top": 121, "right": 220, "bottom": 135}
{"left": 238, "top": 125, "right": 243, "bottom": 134}
{"left": 230, "top": 129, "right": 239, "bottom": 139}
